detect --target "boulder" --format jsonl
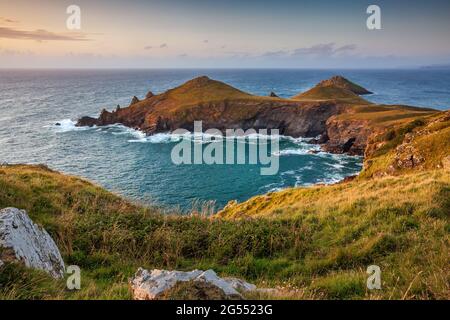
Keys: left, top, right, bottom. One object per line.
{"left": 0, "top": 207, "right": 65, "bottom": 278}
{"left": 129, "top": 268, "right": 256, "bottom": 300}
{"left": 145, "top": 91, "right": 154, "bottom": 99}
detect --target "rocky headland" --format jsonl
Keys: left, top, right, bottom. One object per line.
{"left": 76, "top": 75, "right": 437, "bottom": 157}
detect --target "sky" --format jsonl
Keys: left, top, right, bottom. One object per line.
{"left": 0, "top": 0, "right": 450, "bottom": 68}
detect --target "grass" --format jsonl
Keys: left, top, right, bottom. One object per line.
{"left": 292, "top": 85, "right": 369, "bottom": 104}
{"left": 1, "top": 78, "right": 448, "bottom": 300}
{"left": 361, "top": 111, "right": 450, "bottom": 178}
{"left": 0, "top": 164, "right": 448, "bottom": 300}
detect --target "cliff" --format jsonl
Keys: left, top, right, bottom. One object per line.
{"left": 218, "top": 110, "right": 450, "bottom": 218}
{"left": 76, "top": 76, "right": 439, "bottom": 157}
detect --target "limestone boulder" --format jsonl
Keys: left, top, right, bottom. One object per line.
{"left": 129, "top": 268, "right": 256, "bottom": 300}
{"left": 0, "top": 207, "right": 65, "bottom": 278}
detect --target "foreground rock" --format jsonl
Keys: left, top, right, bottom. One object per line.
{"left": 129, "top": 268, "right": 256, "bottom": 300}
{"left": 0, "top": 207, "right": 65, "bottom": 278}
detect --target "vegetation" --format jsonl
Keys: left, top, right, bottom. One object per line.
{"left": 361, "top": 111, "right": 450, "bottom": 178}
{"left": 0, "top": 164, "right": 448, "bottom": 300}
{"left": 292, "top": 85, "right": 369, "bottom": 104}
{"left": 1, "top": 77, "right": 448, "bottom": 300}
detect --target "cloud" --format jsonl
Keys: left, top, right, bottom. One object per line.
{"left": 203, "top": 40, "right": 209, "bottom": 44}
{"left": 261, "top": 50, "right": 289, "bottom": 58}
{"left": 0, "top": 17, "right": 18, "bottom": 24}
{"left": 257, "top": 43, "right": 357, "bottom": 60}
{"left": 292, "top": 43, "right": 356, "bottom": 57}
{"left": 335, "top": 44, "right": 357, "bottom": 53}
{"left": 144, "top": 43, "right": 168, "bottom": 50}
{"left": 0, "top": 27, "right": 91, "bottom": 41}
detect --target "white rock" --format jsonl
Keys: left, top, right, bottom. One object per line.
{"left": 223, "top": 277, "right": 257, "bottom": 292}
{"left": 129, "top": 268, "right": 256, "bottom": 300}
{"left": 0, "top": 207, "right": 65, "bottom": 278}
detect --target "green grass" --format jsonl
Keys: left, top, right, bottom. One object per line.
{"left": 361, "top": 111, "right": 450, "bottom": 178}
{"left": 1, "top": 164, "right": 448, "bottom": 300}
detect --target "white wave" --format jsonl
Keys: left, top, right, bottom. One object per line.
{"left": 128, "top": 132, "right": 181, "bottom": 143}
{"left": 327, "top": 163, "right": 345, "bottom": 170}
{"left": 46, "top": 119, "right": 92, "bottom": 133}
{"left": 273, "top": 143, "right": 321, "bottom": 156}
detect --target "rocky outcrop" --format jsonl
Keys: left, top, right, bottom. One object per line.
{"left": 145, "top": 91, "right": 154, "bottom": 99}
{"left": 129, "top": 268, "right": 256, "bottom": 300}
{"left": 321, "top": 117, "right": 372, "bottom": 155}
{"left": 269, "top": 91, "right": 279, "bottom": 98}
{"left": 130, "top": 96, "right": 140, "bottom": 105}
{"left": 0, "top": 207, "right": 65, "bottom": 278}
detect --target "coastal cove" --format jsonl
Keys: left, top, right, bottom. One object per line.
{"left": 1, "top": 69, "right": 449, "bottom": 209}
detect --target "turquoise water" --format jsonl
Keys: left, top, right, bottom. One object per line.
{"left": 0, "top": 69, "right": 449, "bottom": 209}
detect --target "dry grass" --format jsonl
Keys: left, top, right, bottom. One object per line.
{"left": 292, "top": 85, "right": 369, "bottom": 104}
{"left": 0, "top": 164, "right": 448, "bottom": 300}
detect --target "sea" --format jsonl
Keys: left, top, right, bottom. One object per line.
{"left": 1, "top": 69, "right": 449, "bottom": 210}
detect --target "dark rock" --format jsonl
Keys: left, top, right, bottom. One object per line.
{"left": 269, "top": 92, "right": 279, "bottom": 98}
{"left": 130, "top": 96, "right": 140, "bottom": 105}
{"left": 145, "top": 91, "right": 154, "bottom": 99}
{"left": 76, "top": 116, "right": 97, "bottom": 127}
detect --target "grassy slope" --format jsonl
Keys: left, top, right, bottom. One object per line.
{"left": 360, "top": 111, "right": 450, "bottom": 178}
{"left": 292, "top": 85, "right": 369, "bottom": 104}
{"left": 0, "top": 164, "right": 448, "bottom": 300}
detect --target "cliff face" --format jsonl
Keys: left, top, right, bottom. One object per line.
{"left": 76, "top": 76, "right": 439, "bottom": 157}
{"left": 78, "top": 98, "right": 343, "bottom": 137}
{"left": 321, "top": 117, "right": 372, "bottom": 155}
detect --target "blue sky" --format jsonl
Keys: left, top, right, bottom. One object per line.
{"left": 0, "top": 0, "right": 449, "bottom": 68}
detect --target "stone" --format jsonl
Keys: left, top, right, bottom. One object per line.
{"left": 130, "top": 96, "right": 140, "bottom": 105}
{"left": 129, "top": 268, "right": 256, "bottom": 300}
{"left": 269, "top": 91, "right": 279, "bottom": 98}
{"left": 145, "top": 91, "right": 154, "bottom": 99}
{"left": 0, "top": 207, "right": 65, "bottom": 278}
